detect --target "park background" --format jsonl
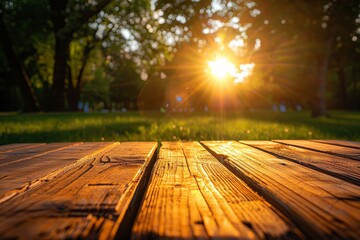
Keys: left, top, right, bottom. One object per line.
{"left": 0, "top": 0, "right": 359, "bottom": 144}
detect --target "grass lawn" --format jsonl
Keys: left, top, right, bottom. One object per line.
{"left": 0, "top": 110, "right": 359, "bottom": 145}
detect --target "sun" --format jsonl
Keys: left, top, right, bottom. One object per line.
{"left": 208, "top": 57, "right": 236, "bottom": 80}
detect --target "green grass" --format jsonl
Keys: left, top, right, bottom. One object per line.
{"left": 0, "top": 110, "right": 360, "bottom": 145}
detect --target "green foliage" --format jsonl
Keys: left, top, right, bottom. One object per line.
{"left": 1, "top": 111, "right": 360, "bottom": 144}
{"left": 1, "top": 0, "right": 359, "bottom": 113}
{"left": 1, "top": 0, "right": 173, "bottom": 111}
{"left": 0, "top": 0, "right": 53, "bottom": 108}
{"left": 81, "top": 65, "right": 110, "bottom": 107}
{"left": 109, "top": 61, "right": 143, "bottom": 108}
{"left": 247, "top": 0, "right": 360, "bottom": 112}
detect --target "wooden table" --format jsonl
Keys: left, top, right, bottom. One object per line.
{"left": 0, "top": 140, "right": 359, "bottom": 239}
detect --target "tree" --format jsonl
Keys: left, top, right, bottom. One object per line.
{"left": 158, "top": 0, "right": 360, "bottom": 116}
{"left": 1, "top": 0, "right": 170, "bottom": 112}
{"left": 48, "top": 0, "right": 168, "bottom": 111}
{"left": 3, "top": 0, "right": 358, "bottom": 114}
{"left": 327, "top": 1, "right": 360, "bottom": 109}
{"left": 109, "top": 61, "right": 144, "bottom": 110}
{"left": 0, "top": 3, "right": 40, "bottom": 112}
{"left": 47, "top": 0, "right": 112, "bottom": 111}
{"left": 248, "top": 0, "right": 360, "bottom": 117}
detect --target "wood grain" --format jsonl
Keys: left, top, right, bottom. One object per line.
{"left": 1, "top": 140, "right": 359, "bottom": 239}
{"left": 0, "top": 142, "right": 157, "bottom": 240}
{"left": 0, "top": 143, "right": 46, "bottom": 154}
{"left": 203, "top": 141, "right": 360, "bottom": 239}
{"left": 275, "top": 140, "right": 360, "bottom": 160}
{"left": 241, "top": 140, "right": 360, "bottom": 185}
{"left": 0, "top": 142, "right": 113, "bottom": 203}
{"left": 0, "top": 142, "right": 79, "bottom": 166}
{"left": 132, "top": 142, "right": 302, "bottom": 239}
{"left": 312, "top": 140, "right": 360, "bottom": 149}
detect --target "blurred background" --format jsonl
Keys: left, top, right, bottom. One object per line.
{"left": 0, "top": 0, "right": 359, "bottom": 143}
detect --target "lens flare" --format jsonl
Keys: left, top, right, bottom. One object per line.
{"left": 208, "top": 57, "right": 254, "bottom": 83}
{"left": 208, "top": 57, "right": 236, "bottom": 80}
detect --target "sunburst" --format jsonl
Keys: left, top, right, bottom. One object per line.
{"left": 208, "top": 57, "right": 236, "bottom": 80}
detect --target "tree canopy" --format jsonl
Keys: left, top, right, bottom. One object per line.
{"left": 0, "top": 0, "right": 359, "bottom": 116}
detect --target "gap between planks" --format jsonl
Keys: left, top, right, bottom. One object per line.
{"left": 202, "top": 141, "right": 360, "bottom": 239}
{"left": 132, "top": 141, "right": 302, "bottom": 239}
{"left": 274, "top": 140, "right": 360, "bottom": 161}
{"left": 2, "top": 140, "right": 359, "bottom": 239}
{"left": 0, "top": 142, "right": 158, "bottom": 240}
{"left": 311, "top": 140, "right": 360, "bottom": 150}
{"left": 241, "top": 140, "right": 360, "bottom": 186}
{"left": 0, "top": 143, "right": 47, "bottom": 154}
{"left": 0, "top": 142, "right": 114, "bottom": 204}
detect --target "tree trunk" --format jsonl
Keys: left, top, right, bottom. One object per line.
{"left": 311, "top": 61, "right": 328, "bottom": 118}
{"left": 352, "top": 65, "right": 358, "bottom": 109}
{"left": 0, "top": 6, "right": 40, "bottom": 112}
{"left": 50, "top": 35, "right": 71, "bottom": 111}
{"left": 66, "top": 64, "right": 79, "bottom": 111}
{"left": 67, "top": 89, "right": 80, "bottom": 111}
{"left": 337, "top": 67, "right": 348, "bottom": 109}
{"left": 311, "top": 33, "right": 334, "bottom": 118}
{"left": 48, "top": 0, "right": 70, "bottom": 111}
{"left": 48, "top": 0, "right": 112, "bottom": 111}
{"left": 67, "top": 40, "right": 94, "bottom": 111}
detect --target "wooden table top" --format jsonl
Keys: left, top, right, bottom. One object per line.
{"left": 0, "top": 140, "right": 359, "bottom": 239}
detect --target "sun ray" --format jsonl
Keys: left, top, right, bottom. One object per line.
{"left": 208, "top": 57, "right": 236, "bottom": 80}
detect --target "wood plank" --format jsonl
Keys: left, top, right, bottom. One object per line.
{"left": 0, "top": 143, "right": 46, "bottom": 153}
{"left": 0, "top": 142, "right": 157, "bottom": 240}
{"left": 241, "top": 140, "right": 360, "bottom": 185}
{"left": 132, "top": 142, "right": 302, "bottom": 239}
{"left": 202, "top": 141, "right": 360, "bottom": 239}
{"left": 0, "top": 142, "right": 81, "bottom": 166}
{"left": 275, "top": 140, "right": 360, "bottom": 160}
{"left": 312, "top": 140, "right": 360, "bottom": 149}
{"left": 0, "top": 142, "right": 113, "bottom": 203}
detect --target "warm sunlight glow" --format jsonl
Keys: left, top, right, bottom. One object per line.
{"left": 208, "top": 57, "right": 236, "bottom": 80}
{"left": 208, "top": 56, "right": 255, "bottom": 83}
